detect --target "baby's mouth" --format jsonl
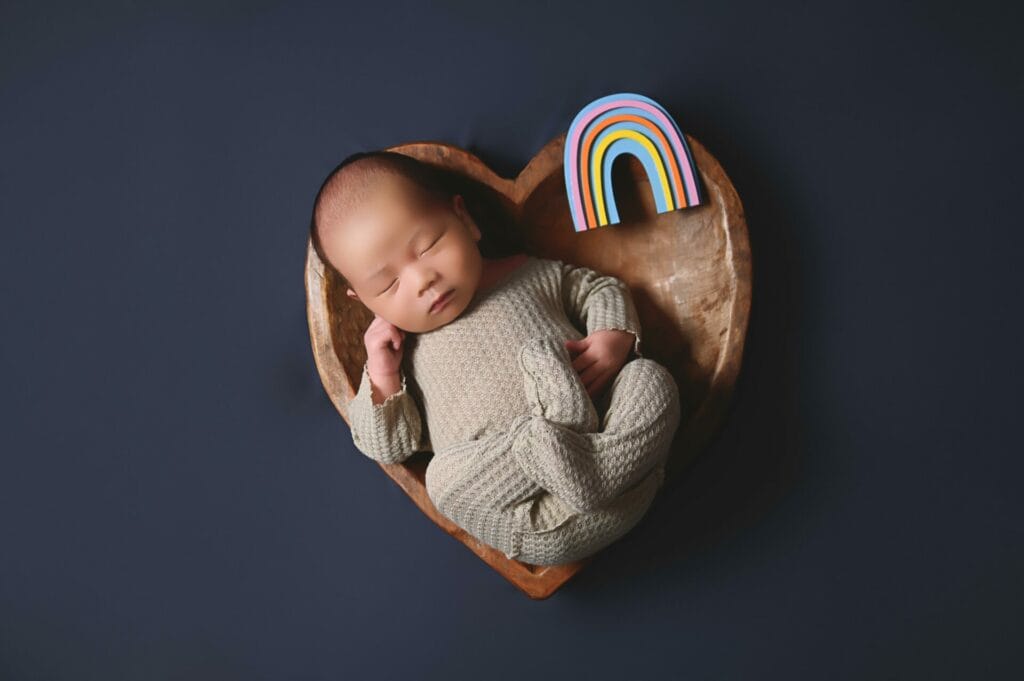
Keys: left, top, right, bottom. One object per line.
{"left": 430, "top": 289, "right": 454, "bottom": 314}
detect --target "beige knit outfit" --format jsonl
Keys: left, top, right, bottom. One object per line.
{"left": 346, "top": 256, "right": 682, "bottom": 565}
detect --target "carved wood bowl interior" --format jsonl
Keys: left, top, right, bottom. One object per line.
{"left": 304, "top": 133, "right": 752, "bottom": 598}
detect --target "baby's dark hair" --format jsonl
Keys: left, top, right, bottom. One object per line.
{"left": 309, "top": 149, "right": 524, "bottom": 287}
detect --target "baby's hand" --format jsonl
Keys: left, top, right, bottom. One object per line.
{"left": 564, "top": 329, "right": 637, "bottom": 400}
{"left": 364, "top": 313, "right": 403, "bottom": 387}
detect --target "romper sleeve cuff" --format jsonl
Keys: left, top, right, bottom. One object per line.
{"left": 346, "top": 361, "right": 423, "bottom": 464}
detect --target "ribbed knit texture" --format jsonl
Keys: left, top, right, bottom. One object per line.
{"left": 345, "top": 256, "right": 682, "bottom": 565}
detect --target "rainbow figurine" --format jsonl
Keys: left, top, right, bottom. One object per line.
{"left": 564, "top": 92, "right": 703, "bottom": 232}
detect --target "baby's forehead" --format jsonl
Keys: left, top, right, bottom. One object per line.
{"left": 327, "top": 172, "right": 428, "bottom": 224}
{"left": 322, "top": 177, "right": 439, "bottom": 269}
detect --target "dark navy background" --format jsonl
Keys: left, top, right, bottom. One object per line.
{"left": 2, "top": 1, "right": 1021, "bottom": 678}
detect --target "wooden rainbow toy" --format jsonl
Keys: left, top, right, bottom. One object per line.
{"left": 564, "top": 92, "right": 703, "bottom": 232}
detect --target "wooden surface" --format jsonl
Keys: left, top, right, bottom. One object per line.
{"left": 304, "top": 133, "right": 752, "bottom": 599}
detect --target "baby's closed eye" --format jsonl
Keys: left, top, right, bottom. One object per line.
{"left": 378, "top": 228, "right": 447, "bottom": 295}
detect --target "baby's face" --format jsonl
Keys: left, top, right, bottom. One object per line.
{"left": 320, "top": 175, "right": 484, "bottom": 333}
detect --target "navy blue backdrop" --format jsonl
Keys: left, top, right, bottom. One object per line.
{"left": 2, "top": 1, "right": 1021, "bottom": 679}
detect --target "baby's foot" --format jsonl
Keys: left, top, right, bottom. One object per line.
{"left": 518, "top": 336, "right": 599, "bottom": 432}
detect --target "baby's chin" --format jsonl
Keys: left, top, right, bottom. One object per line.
{"left": 408, "top": 297, "right": 470, "bottom": 333}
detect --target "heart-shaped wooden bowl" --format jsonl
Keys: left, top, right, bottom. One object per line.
{"left": 304, "top": 133, "right": 751, "bottom": 599}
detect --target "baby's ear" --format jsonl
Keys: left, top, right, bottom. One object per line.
{"left": 346, "top": 287, "right": 360, "bottom": 301}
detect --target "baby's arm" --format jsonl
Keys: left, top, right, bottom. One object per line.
{"left": 560, "top": 261, "right": 643, "bottom": 358}
{"left": 346, "top": 360, "right": 425, "bottom": 465}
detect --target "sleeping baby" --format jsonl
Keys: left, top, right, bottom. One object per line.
{"left": 309, "top": 150, "right": 682, "bottom": 565}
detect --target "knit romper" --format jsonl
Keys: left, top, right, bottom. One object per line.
{"left": 345, "top": 256, "right": 682, "bottom": 566}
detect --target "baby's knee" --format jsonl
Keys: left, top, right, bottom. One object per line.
{"left": 621, "top": 358, "right": 680, "bottom": 407}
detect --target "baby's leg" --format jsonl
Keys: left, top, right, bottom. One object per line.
{"left": 424, "top": 415, "right": 542, "bottom": 560}
{"left": 513, "top": 337, "right": 683, "bottom": 514}
{"left": 515, "top": 463, "right": 665, "bottom": 566}
{"left": 424, "top": 415, "right": 667, "bottom": 565}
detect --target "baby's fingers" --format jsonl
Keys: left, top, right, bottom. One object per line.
{"left": 583, "top": 371, "right": 612, "bottom": 399}
{"left": 578, "top": 361, "right": 608, "bottom": 389}
{"left": 365, "top": 318, "right": 404, "bottom": 353}
{"left": 387, "top": 327, "right": 405, "bottom": 352}
{"left": 571, "top": 349, "right": 598, "bottom": 374}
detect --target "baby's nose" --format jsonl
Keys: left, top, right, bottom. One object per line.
{"left": 415, "top": 269, "right": 439, "bottom": 294}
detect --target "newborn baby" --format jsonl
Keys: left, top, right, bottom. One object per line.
{"left": 310, "top": 150, "right": 682, "bottom": 565}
